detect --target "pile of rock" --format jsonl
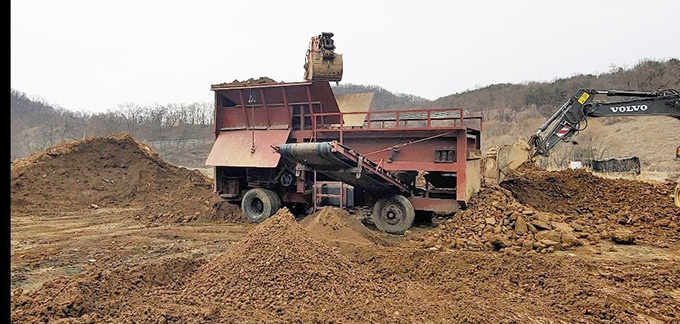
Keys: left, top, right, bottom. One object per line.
{"left": 502, "top": 166, "right": 679, "bottom": 247}
{"left": 420, "top": 185, "right": 584, "bottom": 253}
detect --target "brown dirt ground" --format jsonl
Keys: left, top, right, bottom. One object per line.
{"left": 10, "top": 135, "right": 680, "bottom": 323}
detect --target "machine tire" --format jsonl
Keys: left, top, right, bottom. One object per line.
{"left": 372, "top": 195, "right": 415, "bottom": 235}
{"left": 241, "top": 188, "right": 278, "bottom": 223}
{"left": 266, "top": 189, "right": 282, "bottom": 213}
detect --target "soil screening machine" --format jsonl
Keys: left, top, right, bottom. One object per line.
{"left": 206, "top": 33, "right": 483, "bottom": 234}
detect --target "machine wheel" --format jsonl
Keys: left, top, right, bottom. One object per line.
{"left": 241, "top": 188, "right": 279, "bottom": 223}
{"left": 372, "top": 195, "right": 415, "bottom": 235}
{"left": 266, "top": 189, "right": 282, "bottom": 212}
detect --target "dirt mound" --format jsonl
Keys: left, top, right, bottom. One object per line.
{"left": 10, "top": 133, "right": 240, "bottom": 223}
{"left": 204, "top": 200, "right": 249, "bottom": 223}
{"left": 11, "top": 256, "right": 204, "bottom": 323}
{"left": 423, "top": 165, "right": 679, "bottom": 252}
{"left": 211, "top": 76, "right": 281, "bottom": 88}
{"left": 421, "top": 185, "right": 583, "bottom": 253}
{"left": 300, "top": 206, "right": 390, "bottom": 245}
{"left": 502, "top": 166, "right": 680, "bottom": 247}
{"left": 177, "top": 207, "right": 415, "bottom": 322}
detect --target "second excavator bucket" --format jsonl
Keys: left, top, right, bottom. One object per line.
{"left": 482, "top": 138, "right": 532, "bottom": 185}
{"left": 304, "top": 32, "right": 343, "bottom": 82}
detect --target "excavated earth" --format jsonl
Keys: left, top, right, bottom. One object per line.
{"left": 10, "top": 135, "right": 680, "bottom": 323}
{"left": 211, "top": 76, "right": 281, "bottom": 88}
{"left": 10, "top": 133, "right": 243, "bottom": 223}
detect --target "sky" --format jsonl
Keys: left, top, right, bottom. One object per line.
{"left": 11, "top": 0, "right": 680, "bottom": 113}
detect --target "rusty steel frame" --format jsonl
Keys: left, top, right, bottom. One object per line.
{"left": 210, "top": 81, "right": 483, "bottom": 212}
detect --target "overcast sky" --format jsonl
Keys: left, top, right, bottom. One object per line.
{"left": 11, "top": 0, "right": 680, "bottom": 113}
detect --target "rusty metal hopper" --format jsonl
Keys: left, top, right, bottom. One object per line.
{"left": 335, "top": 92, "right": 373, "bottom": 127}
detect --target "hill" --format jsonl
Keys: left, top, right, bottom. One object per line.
{"left": 10, "top": 59, "right": 680, "bottom": 172}
{"left": 331, "top": 83, "right": 429, "bottom": 111}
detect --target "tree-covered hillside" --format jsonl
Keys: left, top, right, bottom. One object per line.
{"left": 11, "top": 59, "right": 680, "bottom": 171}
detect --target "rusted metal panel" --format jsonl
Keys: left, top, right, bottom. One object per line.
{"left": 206, "top": 129, "right": 291, "bottom": 167}
{"left": 213, "top": 81, "right": 342, "bottom": 131}
{"left": 409, "top": 197, "right": 460, "bottom": 214}
{"left": 456, "top": 129, "right": 468, "bottom": 202}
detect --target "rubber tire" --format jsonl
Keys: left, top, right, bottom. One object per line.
{"left": 372, "top": 195, "right": 415, "bottom": 235}
{"left": 241, "top": 188, "right": 277, "bottom": 223}
{"left": 266, "top": 190, "right": 282, "bottom": 213}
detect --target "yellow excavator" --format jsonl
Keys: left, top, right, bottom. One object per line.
{"left": 482, "top": 88, "right": 680, "bottom": 207}
{"left": 304, "top": 32, "right": 343, "bottom": 83}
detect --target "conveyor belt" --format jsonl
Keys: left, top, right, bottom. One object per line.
{"left": 277, "top": 141, "right": 413, "bottom": 195}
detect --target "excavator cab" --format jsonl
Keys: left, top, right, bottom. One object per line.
{"left": 304, "top": 32, "right": 343, "bottom": 83}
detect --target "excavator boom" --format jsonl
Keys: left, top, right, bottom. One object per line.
{"left": 483, "top": 88, "right": 680, "bottom": 192}
{"left": 531, "top": 89, "right": 680, "bottom": 157}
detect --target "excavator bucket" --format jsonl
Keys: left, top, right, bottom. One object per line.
{"left": 482, "top": 138, "right": 532, "bottom": 185}
{"left": 305, "top": 51, "right": 343, "bottom": 82}
{"left": 304, "top": 32, "right": 343, "bottom": 82}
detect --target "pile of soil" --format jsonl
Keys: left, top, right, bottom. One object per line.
{"left": 177, "top": 207, "right": 419, "bottom": 322}
{"left": 502, "top": 166, "right": 680, "bottom": 247}
{"left": 10, "top": 256, "right": 204, "bottom": 323}
{"left": 422, "top": 165, "right": 679, "bottom": 252}
{"left": 205, "top": 200, "right": 249, "bottom": 223}
{"left": 420, "top": 185, "right": 584, "bottom": 253}
{"left": 211, "top": 77, "right": 281, "bottom": 88}
{"left": 10, "top": 133, "right": 242, "bottom": 223}
{"left": 300, "top": 206, "right": 390, "bottom": 245}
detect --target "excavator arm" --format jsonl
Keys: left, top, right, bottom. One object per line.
{"left": 531, "top": 89, "right": 680, "bottom": 157}
{"left": 482, "top": 88, "right": 680, "bottom": 189}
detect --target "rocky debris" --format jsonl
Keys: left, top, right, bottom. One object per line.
{"left": 211, "top": 76, "right": 281, "bottom": 88}
{"left": 611, "top": 229, "right": 635, "bottom": 244}
{"left": 501, "top": 165, "right": 680, "bottom": 247}
{"left": 420, "top": 185, "right": 583, "bottom": 253}
{"left": 10, "top": 132, "right": 244, "bottom": 224}
{"left": 422, "top": 165, "right": 679, "bottom": 253}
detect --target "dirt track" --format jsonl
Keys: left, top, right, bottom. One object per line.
{"left": 10, "top": 134, "right": 680, "bottom": 323}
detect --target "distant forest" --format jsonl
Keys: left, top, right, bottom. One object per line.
{"left": 432, "top": 59, "right": 680, "bottom": 123}
{"left": 11, "top": 58, "right": 680, "bottom": 165}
